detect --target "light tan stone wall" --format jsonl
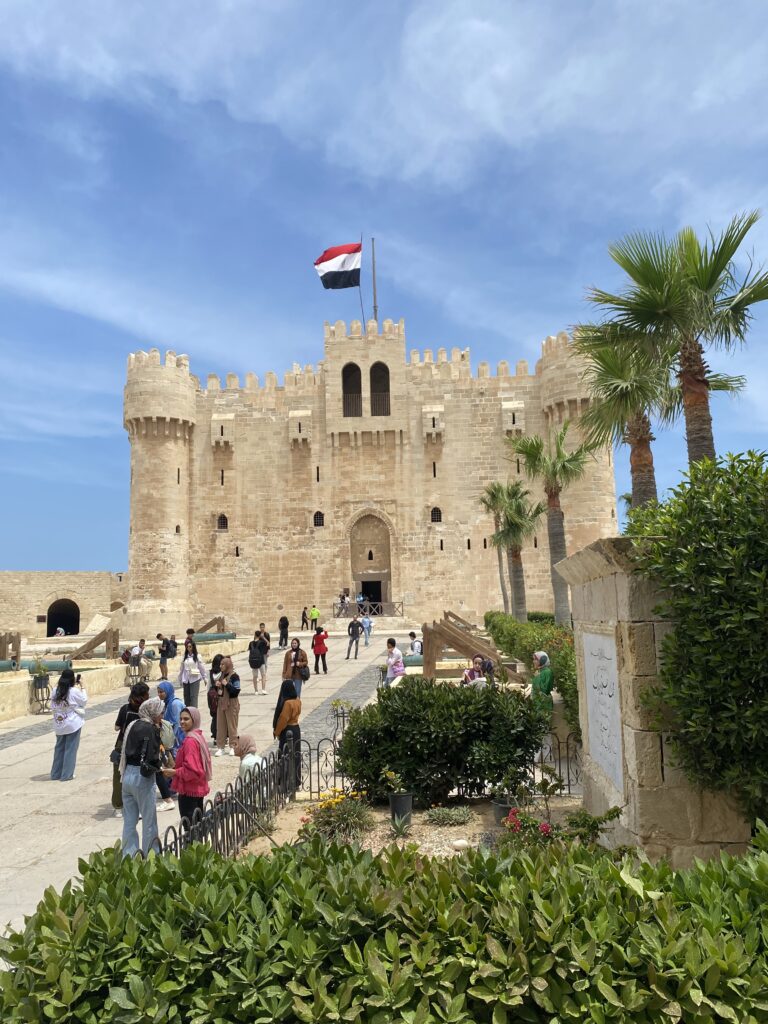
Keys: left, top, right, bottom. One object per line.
{"left": 117, "top": 320, "right": 616, "bottom": 635}
{"left": 0, "top": 572, "right": 120, "bottom": 638}
{"left": 557, "top": 537, "right": 750, "bottom": 867}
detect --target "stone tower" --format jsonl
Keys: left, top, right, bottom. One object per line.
{"left": 122, "top": 348, "right": 197, "bottom": 634}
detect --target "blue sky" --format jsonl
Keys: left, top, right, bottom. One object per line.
{"left": 1, "top": 1, "right": 767, "bottom": 570}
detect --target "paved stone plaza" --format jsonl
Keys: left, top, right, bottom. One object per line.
{"left": 0, "top": 634, "right": 399, "bottom": 933}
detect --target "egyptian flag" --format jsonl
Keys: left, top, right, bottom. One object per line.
{"left": 314, "top": 242, "right": 362, "bottom": 289}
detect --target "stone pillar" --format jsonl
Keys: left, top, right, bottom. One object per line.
{"left": 556, "top": 537, "right": 750, "bottom": 867}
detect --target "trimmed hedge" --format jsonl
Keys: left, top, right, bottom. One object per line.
{"left": 336, "top": 677, "right": 546, "bottom": 804}
{"left": 485, "top": 612, "right": 580, "bottom": 736}
{"left": 3, "top": 834, "right": 768, "bottom": 1022}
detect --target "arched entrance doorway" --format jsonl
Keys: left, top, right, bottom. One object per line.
{"left": 350, "top": 514, "right": 392, "bottom": 607}
{"left": 47, "top": 599, "right": 80, "bottom": 637}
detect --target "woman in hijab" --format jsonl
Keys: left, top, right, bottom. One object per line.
{"left": 461, "top": 654, "right": 488, "bottom": 688}
{"left": 157, "top": 681, "right": 185, "bottom": 754}
{"left": 162, "top": 706, "right": 212, "bottom": 827}
{"left": 233, "top": 734, "right": 267, "bottom": 782}
{"left": 281, "top": 637, "right": 309, "bottom": 698}
{"left": 273, "top": 679, "right": 302, "bottom": 787}
{"left": 50, "top": 669, "right": 88, "bottom": 781}
{"left": 120, "top": 696, "right": 164, "bottom": 857}
{"left": 531, "top": 651, "right": 554, "bottom": 716}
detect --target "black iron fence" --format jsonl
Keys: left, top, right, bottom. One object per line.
{"left": 535, "top": 732, "right": 582, "bottom": 795}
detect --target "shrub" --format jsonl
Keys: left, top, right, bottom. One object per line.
{"left": 336, "top": 677, "right": 547, "bottom": 805}
{"left": 629, "top": 451, "right": 768, "bottom": 821}
{"left": 526, "top": 610, "right": 555, "bottom": 623}
{"left": 4, "top": 833, "right": 768, "bottom": 1022}
{"left": 496, "top": 804, "right": 621, "bottom": 853}
{"left": 425, "top": 805, "right": 472, "bottom": 827}
{"left": 485, "top": 612, "right": 580, "bottom": 736}
{"left": 298, "top": 790, "right": 373, "bottom": 843}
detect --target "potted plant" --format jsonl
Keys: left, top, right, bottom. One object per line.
{"left": 381, "top": 768, "right": 413, "bottom": 825}
{"left": 489, "top": 771, "right": 528, "bottom": 825}
{"left": 31, "top": 656, "right": 50, "bottom": 690}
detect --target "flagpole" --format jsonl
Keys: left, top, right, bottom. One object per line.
{"left": 371, "top": 237, "right": 379, "bottom": 323}
{"left": 357, "top": 233, "right": 366, "bottom": 326}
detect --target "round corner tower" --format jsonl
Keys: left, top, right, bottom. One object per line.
{"left": 537, "top": 331, "right": 617, "bottom": 547}
{"left": 122, "top": 348, "right": 197, "bottom": 635}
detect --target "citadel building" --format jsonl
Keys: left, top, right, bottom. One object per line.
{"left": 119, "top": 317, "right": 616, "bottom": 634}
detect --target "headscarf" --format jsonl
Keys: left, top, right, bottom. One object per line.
{"left": 119, "top": 697, "right": 164, "bottom": 777}
{"left": 183, "top": 706, "right": 213, "bottom": 782}
{"left": 273, "top": 679, "right": 298, "bottom": 731}
{"left": 234, "top": 734, "right": 259, "bottom": 758}
{"left": 534, "top": 651, "right": 550, "bottom": 669}
{"left": 157, "top": 681, "right": 184, "bottom": 750}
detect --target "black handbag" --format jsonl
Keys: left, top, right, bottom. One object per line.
{"left": 109, "top": 746, "right": 121, "bottom": 765}
{"left": 298, "top": 664, "right": 311, "bottom": 682}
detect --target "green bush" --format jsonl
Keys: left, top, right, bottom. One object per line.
{"left": 337, "top": 677, "right": 546, "bottom": 805}
{"left": 299, "top": 791, "right": 374, "bottom": 843}
{"left": 424, "top": 805, "right": 472, "bottom": 827}
{"left": 485, "top": 612, "right": 580, "bottom": 736}
{"left": 628, "top": 451, "right": 768, "bottom": 821}
{"left": 526, "top": 610, "right": 556, "bottom": 623}
{"left": 4, "top": 833, "right": 768, "bottom": 1022}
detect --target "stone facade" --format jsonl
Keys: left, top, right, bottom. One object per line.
{"left": 557, "top": 537, "right": 750, "bottom": 867}
{"left": 0, "top": 571, "right": 124, "bottom": 639}
{"left": 120, "top": 319, "right": 616, "bottom": 635}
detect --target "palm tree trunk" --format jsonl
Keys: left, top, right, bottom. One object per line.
{"left": 507, "top": 547, "right": 528, "bottom": 623}
{"left": 625, "top": 412, "right": 657, "bottom": 508}
{"left": 494, "top": 514, "right": 510, "bottom": 614}
{"left": 679, "top": 334, "right": 716, "bottom": 464}
{"left": 546, "top": 492, "right": 571, "bottom": 626}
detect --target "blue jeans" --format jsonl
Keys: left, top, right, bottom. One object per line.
{"left": 121, "top": 765, "right": 159, "bottom": 857}
{"left": 346, "top": 636, "right": 360, "bottom": 659}
{"left": 363, "top": 626, "right": 371, "bottom": 647}
{"left": 51, "top": 730, "right": 81, "bottom": 781}
{"left": 292, "top": 676, "right": 303, "bottom": 699}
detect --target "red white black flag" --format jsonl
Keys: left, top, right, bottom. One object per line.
{"left": 314, "top": 242, "right": 362, "bottom": 289}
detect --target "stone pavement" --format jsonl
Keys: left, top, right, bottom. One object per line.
{"left": 0, "top": 630, "right": 406, "bottom": 933}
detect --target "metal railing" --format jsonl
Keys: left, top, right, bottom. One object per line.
{"left": 370, "top": 393, "right": 391, "bottom": 416}
{"left": 332, "top": 601, "right": 404, "bottom": 618}
{"left": 342, "top": 393, "right": 362, "bottom": 417}
{"left": 534, "top": 732, "right": 582, "bottom": 794}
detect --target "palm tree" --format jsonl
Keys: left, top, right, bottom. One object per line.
{"left": 491, "top": 482, "right": 545, "bottom": 623}
{"left": 581, "top": 211, "right": 768, "bottom": 464}
{"left": 479, "top": 481, "right": 511, "bottom": 614}
{"left": 509, "top": 423, "right": 595, "bottom": 625}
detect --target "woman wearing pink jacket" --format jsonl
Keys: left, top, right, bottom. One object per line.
{"left": 162, "top": 706, "right": 212, "bottom": 828}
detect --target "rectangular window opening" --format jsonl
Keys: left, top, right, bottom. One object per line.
{"left": 220, "top": 424, "right": 224, "bottom": 437}
{"left": 316, "top": 465, "right": 320, "bottom": 483}
{"left": 467, "top": 538, "right": 471, "bottom": 550}
{"left": 432, "top": 461, "right": 436, "bottom": 478}
{"left": 220, "top": 469, "right": 224, "bottom": 486}
{"left": 483, "top": 538, "right": 487, "bottom": 549}
{"left": 439, "top": 539, "right": 444, "bottom": 551}
{"left": 177, "top": 467, "right": 180, "bottom": 485}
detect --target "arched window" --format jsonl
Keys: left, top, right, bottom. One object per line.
{"left": 217, "top": 513, "right": 228, "bottom": 531}
{"left": 175, "top": 524, "right": 181, "bottom": 534}
{"left": 314, "top": 511, "right": 325, "bottom": 527}
{"left": 342, "top": 363, "right": 362, "bottom": 417}
{"left": 430, "top": 506, "right": 442, "bottom": 523}
{"left": 368, "top": 549, "right": 374, "bottom": 560}
{"left": 370, "top": 361, "right": 390, "bottom": 416}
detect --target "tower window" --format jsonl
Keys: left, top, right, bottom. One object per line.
{"left": 220, "top": 469, "right": 225, "bottom": 486}
{"left": 430, "top": 506, "right": 442, "bottom": 523}
{"left": 516, "top": 458, "right": 520, "bottom": 474}
{"left": 177, "top": 467, "right": 180, "bottom": 485}
{"left": 235, "top": 546, "right": 240, "bottom": 557}
{"left": 313, "top": 511, "right": 325, "bottom": 528}
{"left": 370, "top": 362, "right": 391, "bottom": 416}
{"left": 368, "top": 549, "right": 373, "bottom": 560}
{"left": 342, "top": 363, "right": 362, "bottom": 417}
{"left": 533, "top": 535, "right": 538, "bottom": 549}
{"left": 512, "top": 412, "right": 516, "bottom": 425}
{"left": 432, "top": 416, "right": 436, "bottom": 429}
{"left": 467, "top": 539, "right": 471, "bottom": 550}
{"left": 316, "top": 465, "right": 320, "bottom": 483}
{"left": 483, "top": 538, "right": 487, "bottom": 549}
{"left": 220, "top": 424, "right": 224, "bottom": 437}
{"left": 439, "top": 539, "right": 444, "bottom": 551}
{"left": 175, "top": 525, "right": 181, "bottom": 535}
{"left": 217, "top": 514, "right": 228, "bottom": 531}
{"left": 432, "top": 461, "right": 436, "bottom": 478}
{"left": 298, "top": 421, "right": 302, "bottom": 434}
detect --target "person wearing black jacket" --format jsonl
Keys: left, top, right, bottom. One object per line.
{"left": 346, "top": 615, "right": 363, "bottom": 660}
{"left": 248, "top": 630, "right": 269, "bottom": 695}
{"left": 278, "top": 615, "right": 289, "bottom": 649}
{"left": 111, "top": 682, "right": 149, "bottom": 818}
{"left": 120, "top": 696, "right": 164, "bottom": 857}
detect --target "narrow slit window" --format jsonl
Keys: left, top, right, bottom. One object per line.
{"left": 533, "top": 535, "right": 538, "bottom": 549}
{"left": 516, "top": 458, "right": 521, "bottom": 474}
{"left": 368, "top": 549, "right": 373, "bottom": 560}
{"left": 177, "top": 467, "right": 180, "bottom": 485}
{"left": 432, "top": 416, "right": 436, "bottom": 428}
{"left": 432, "top": 461, "right": 437, "bottom": 478}
{"left": 467, "top": 539, "right": 471, "bottom": 550}
{"left": 220, "top": 424, "right": 224, "bottom": 437}
{"left": 483, "top": 538, "right": 487, "bottom": 549}
{"left": 512, "top": 412, "right": 516, "bottom": 425}
{"left": 298, "top": 421, "right": 302, "bottom": 434}
{"left": 175, "top": 525, "right": 181, "bottom": 534}
{"left": 439, "top": 539, "right": 444, "bottom": 551}
{"left": 316, "top": 465, "right": 320, "bottom": 483}
{"left": 220, "top": 469, "right": 224, "bottom": 486}
{"left": 235, "top": 546, "right": 240, "bottom": 557}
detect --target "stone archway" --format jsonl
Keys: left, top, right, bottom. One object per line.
{"left": 47, "top": 598, "right": 80, "bottom": 637}
{"left": 349, "top": 513, "right": 393, "bottom": 606}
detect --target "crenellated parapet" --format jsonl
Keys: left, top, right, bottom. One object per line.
{"left": 536, "top": 331, "right": 592, "bottom": 427}
{"left": 324, "top": 318, "right": 406, "bottom": 342}
{"left": 124, "top": 348, "right": 197, "bottom": 433}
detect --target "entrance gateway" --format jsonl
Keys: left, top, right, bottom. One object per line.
{"left": 349, "top": 513, "right": 392, "bottom": 608}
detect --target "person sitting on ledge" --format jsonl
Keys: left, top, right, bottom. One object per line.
{"left": 461, "top": 654, "right": 488, "bottom": 688}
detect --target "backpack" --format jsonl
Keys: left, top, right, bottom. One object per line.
{"left": 225, "top": 673, "right": 241, "bottom": 699}
{"left": 248, "top": 642, "right": 265, "bottom": 669}
{"left": 167, "top": 639, "right": 178, "bottom": 658}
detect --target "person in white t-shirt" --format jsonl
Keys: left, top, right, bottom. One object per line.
{"left": 408, "top": 632, "right": 423, "bottom": 656}
{"left": 50, "top": 669, "right": 88, "bottom": 781}
{"left": 385, "top": 638, "right": 405, "bottom": 686}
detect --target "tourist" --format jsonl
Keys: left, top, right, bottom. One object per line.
{"left": 273, "top": 679, "right": 302, "bottom": 787}
{"left": 156, "top": 633, "right": 170, "bottom": 680}
{"left": 530, "top": 651, "right": 554, "bottom": 716}
{"left": 157, "top": 681, "right": 185, "bottom": 752}
{"left": 248, "top": 629, "right": 268, "bottom": 695}
{"left": 301, "top": 606, "right": 309, "bottom": 630}
{"left": 258, "top": 622, "right": 271, "bottom": 677}
{"left": 54, "top": 626, "right": 65, "bottom": 637}
{"left": 356, "top": 591, "right": 364, "bottom": 613}
{"left": 214, "top": 656, "right": 241, "bottom": 756}
{"left": 346, "top": 614, "right": 363, "bottom": 660}
{"left": 127, "top": 638, "right": 150, "bottom": 683}
{"left": 207, "top": 653, "right": 223, "bottom": 742}
{"left": 233, "top": 734, "right": 267, "bottom": 782}
{"left": 111, "top": 681, "right": 149, "bottom": 817}
{"left": 409, "top": 631, "right": 423, "bottom": 656}
{"left": 278, "top": 614, "right": 289, "bottom": 649}
{"left": 361, "top": 611, "right": 372, "bottom": 646}
{"left": 120, "top": 696, "right": 164, "bottom": 857}
{"left": 50, "top": 669, "right": 87, "bottom": 781}
{"left": 462, "top": 654, "right": 488, "bottom": 688}
{"left": 282, "top": 637, "right": 309, "bottom": 698}
{"left": 311, "top": 624, "right": 329, "bottom": 674}
{"left": 309, "top": 604, "right": 320, "bottom": 629}
{"left": 177, "top": 638, "right": 206, "bottom": 707}
{"left": 162, "top": 707, "right": 212, "bottom": 828}
{"left": 384, "top": 638, "right": 405, "bottom": 687}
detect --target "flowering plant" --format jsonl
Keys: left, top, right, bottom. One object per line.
{"left": 298, "top": 789, "right": 373, "bottom": 843}
{"left": 501, "top": 806, "right": 564, "bottom": 848}
{"left": 380, "top": 768, "right": 407, "bottom": 793}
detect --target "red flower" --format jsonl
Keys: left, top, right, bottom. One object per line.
{"left": 512, "top": 820, "right": 521, "bottom": 833}
{"left": 539, "top": 822, "right": 552, "bottom": 835}
{"left": 506, "top": 808, "right": 519, "bottom": 820}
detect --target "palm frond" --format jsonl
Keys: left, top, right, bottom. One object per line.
{"left": 683, "top": 210, "right": 762, "bottom": 296}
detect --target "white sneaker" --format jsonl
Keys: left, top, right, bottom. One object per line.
{"left": 214, "top": 748, "right": 223, "bottom": 757}
{"left": 159, "top": 800, "right": 175, "bottom": 812}
{"left": 225, "top": 745, "right": 234, "bottom": 756}
{"left": 113, "top": 809, "right": 122, "bottom": 818}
